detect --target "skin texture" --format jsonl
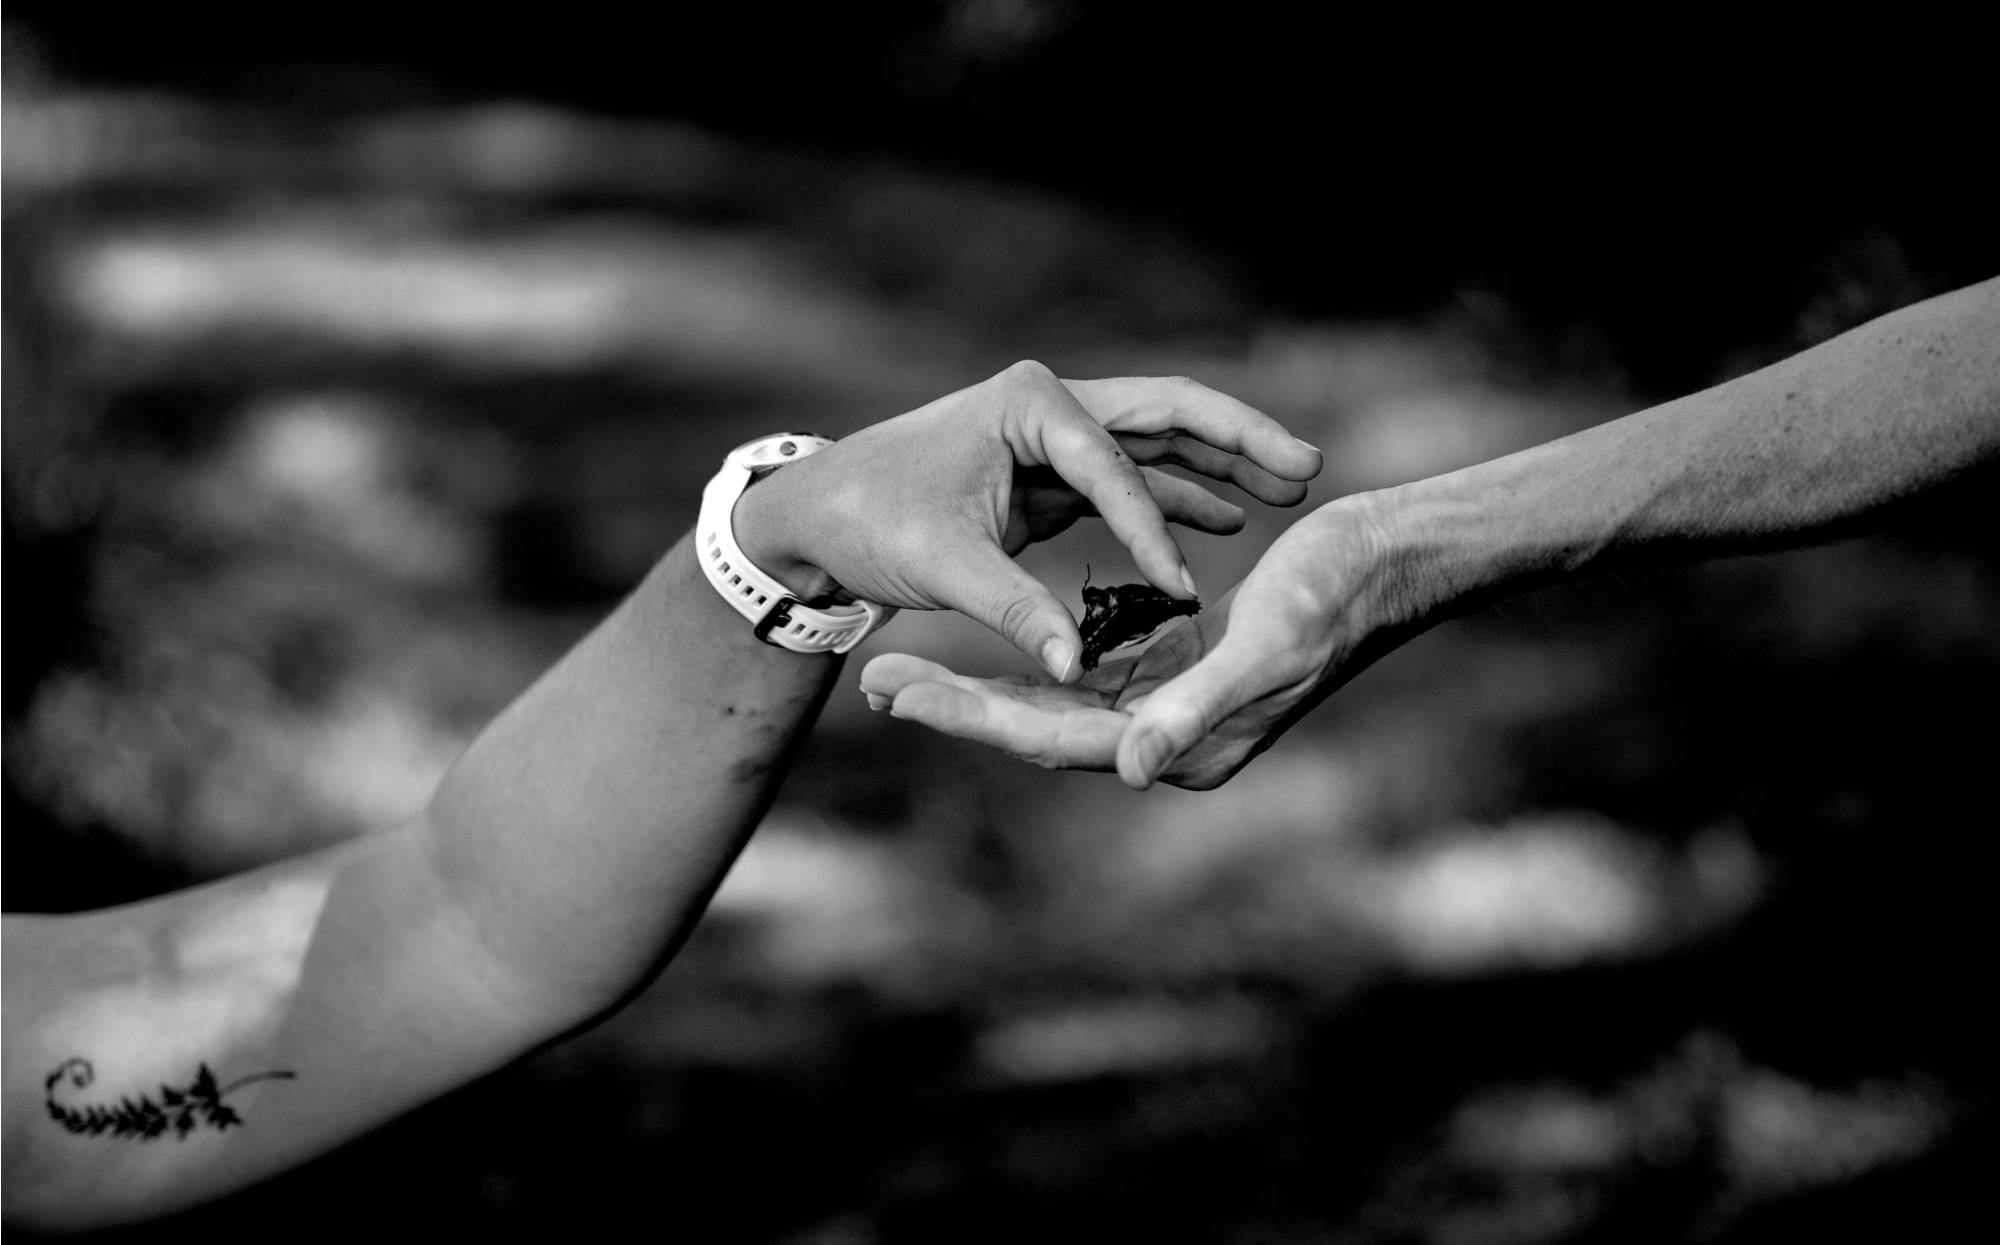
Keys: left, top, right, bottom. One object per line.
{"left": 0, "top": 363, "right": 1319, "bottom": 1231}
{"left": 740, "top": 363, "right": 1320, "bottom": 681}
{"left": 861, "top": 277, "right": 2000, "bottom": 789}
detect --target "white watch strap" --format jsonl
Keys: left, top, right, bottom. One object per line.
{"left": 697, "top": 436, "right": 891, "bottom": 655}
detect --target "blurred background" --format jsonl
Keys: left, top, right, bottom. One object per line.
{"left": 4, "top": 6, "right": 1996, "bottom": 1242}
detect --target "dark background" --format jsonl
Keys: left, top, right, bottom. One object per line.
{"left": 5, "top": 5, "right": 1996, "bottom": 1242}
{"left": 13, "top": 2, "right": 1997, "bottom": 392}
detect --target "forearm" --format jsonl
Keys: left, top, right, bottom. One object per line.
{"left": 418, "top": 532, "right": 838, "bottom": 1022}
{"left": 3, "top": 534, "right": 840, "bottom": 1229}
{"left": 1358, "top": 277, "right": 2000, "bottom": 625}
{"left": 6, "top": 364, "right": 1309, "bottom": 1225}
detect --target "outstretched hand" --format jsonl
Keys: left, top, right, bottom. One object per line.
{"left": 740, "top": 360, "right": 1322, "bottom": 680}
{"left": 859, "top": 499, "right": 1409, "bottom": 788}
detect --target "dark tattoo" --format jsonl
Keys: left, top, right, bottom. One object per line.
{"left": 44, "top": 1058, "right": 295, "bottom": 1140}
{"left": 1079, "top": 571, "right": 1200, "bottom": 672}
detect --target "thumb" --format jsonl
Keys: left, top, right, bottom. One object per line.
{"left": 1116, "top": 633, "right": 1280, "bottom": 789}
{"left": 934, "top": 540, "right": 1086, "bottom": 682}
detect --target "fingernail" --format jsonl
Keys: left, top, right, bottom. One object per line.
{"left": 1041, "top": 638, "right": 1076, "bottom": 682}
{"left": 865, "top": 692, "right": 891, "bottom": 711}
{"left": 1293, "top": 436, "right": 1323, "bottom": 456}
{"left": 1178, "top": 564, "right": 1199, "bottom": 599}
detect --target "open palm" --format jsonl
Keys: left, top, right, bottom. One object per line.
{"left": 861, "top": 500, "right": 1405, "bottom": 789}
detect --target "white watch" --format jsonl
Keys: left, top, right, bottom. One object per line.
{"left": 697, "top": 433, "right": 893, "bottom": 654}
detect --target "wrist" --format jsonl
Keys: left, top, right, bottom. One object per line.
{"left": 1351, "top": 449, "right": 1584, "bottom": 627}
{"left": 730, "top": 460, "right": 845, "bottom": 603}
{"left": 1289, "top": 491, "right": 1442, "bottom": 633}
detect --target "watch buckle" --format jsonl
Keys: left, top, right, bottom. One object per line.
{"left": 752, "top": 595, "right": 801, "bottom": 645}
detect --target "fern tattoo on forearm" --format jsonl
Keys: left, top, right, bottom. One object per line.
{"left": 44, "top": 1059, "right": 295, "bottom": 1140}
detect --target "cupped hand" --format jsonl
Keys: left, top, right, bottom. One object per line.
{"left": 740, "top": 361, "right": 1322, "bottom": 681}
{"left": 859, "top": 498, "right": 1411, "bottom": 789}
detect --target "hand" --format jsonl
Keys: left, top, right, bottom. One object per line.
{"left": 739, "top": 361, "right": 1323, "bottom": 680}
{"left": 859, "top": 498, "right": 1412, "bottom": 788}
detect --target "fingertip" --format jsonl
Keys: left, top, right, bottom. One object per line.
{"left": 1041, "top": 636, "right": 1079, "bottom": 684}
{"left": 1266, "top": 478, "right": 1312, "bottom": 507}
{"left": 884, "top": 685, "right": 925, "bottom": 723}
{"left": 1115, "top": 738, "right": 1157, "bottom": 790}
{"left": 1144, "top": 530, "right": 1196, "bottom": 599}
{"left": 858, "top": 651, "right": 947, "bottom": 696}
{"left": 1261, "top": 433, "right": 1325, "bottom": 483}
{"left": 1133, "top": 528, "right": 1196, "bottom": 601}
{"left": 1136, "top": 727, "right": 1181, "bottom": 786}
{"left": 857, "top": 657, "right": 894, "bottom": 695}
{"left": 1287, "top": 435, "right": 1324, "bottom": 470}
{"left": 1126, "top": 545, "right": 1196, "bottom": 604}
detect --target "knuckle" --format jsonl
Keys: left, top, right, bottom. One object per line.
{"left": 1002, "top": 358, "right": 1056, "bottom": 387}
{"left": 995, "top": 593, "right": 1043, "bottom": 645}
{"left": 1011, "top": 744, "right": 1061, "bottom": 770}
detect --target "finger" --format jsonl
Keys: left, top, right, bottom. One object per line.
{"left": 1012, "top": 466, "right": 1244, "bottom": 541}
{"left": 859, "top": 652, "right": 964, "bottom": 700}
{"left": 891, "top": 680, "right": 1125, "bottom": 771}
{"left": 1063, "top": 376, "right": 1324, "bottom": 483}
{"left": 929, "top": 539, "right": 1089, "bottom": 682}
{"left": 1141, "top": 468, "right": 1245, "bottom": 534}
{"left": 1115, "top": 631, "right": 1285, "bottom": 789}
{"left": 1037, "top": 408, "right": 1195, "bottom": 600}
{"left": 1122, "top": 435, "right": 1310, "bottom": 506}
{"left": 860, "top": 652, "right": 1127, "bottom": 767}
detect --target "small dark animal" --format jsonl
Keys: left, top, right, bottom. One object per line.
{"left": 1078, "top": 575, "right": 1200, "bottom": 672}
